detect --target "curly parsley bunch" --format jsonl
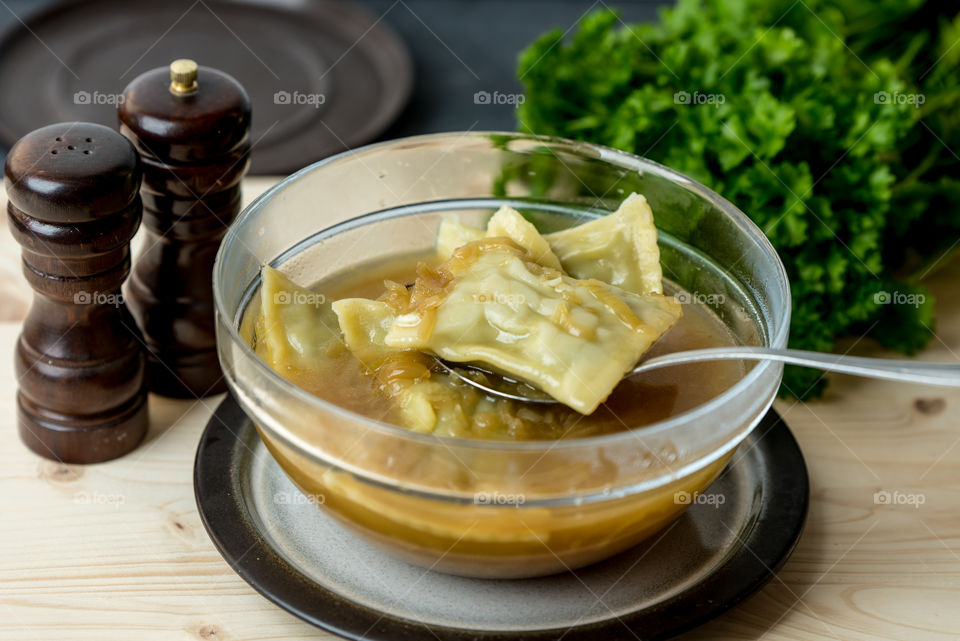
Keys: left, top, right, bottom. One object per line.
{"left": 518, "top": 0, "right": 958, "bottom": 397}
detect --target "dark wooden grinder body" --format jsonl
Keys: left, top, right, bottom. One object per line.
{"left": 5, "top": 122, "right": 149, "bottom": 463}
{"left": 119, "top": 65, "right": 251, "bottom": 398}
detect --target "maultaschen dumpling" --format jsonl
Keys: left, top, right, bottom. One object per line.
{"left": 437, "top": 193, "right": 663, "bottom": 294}
{"left": 383, "top": 237, "right": 680, "bottom": 414}
{"left": 256, "top": 192, "right": 685, "bottom": 432}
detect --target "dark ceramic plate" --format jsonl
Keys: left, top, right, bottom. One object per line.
{"left": 0, "top": 0, "right": 412, "bottom": 174}
{"left": 195, "top": 395, "right": 808, "bottom": 641}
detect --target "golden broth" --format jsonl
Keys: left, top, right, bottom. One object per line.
{"left": 246, "top": 251, "right": 745, "bottom": 440}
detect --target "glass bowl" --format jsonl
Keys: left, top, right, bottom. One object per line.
{"left": 214, "top": 132, "right": 790, "bottom": 579}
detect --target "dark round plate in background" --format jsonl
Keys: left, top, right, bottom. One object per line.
{"left": 0, "top": 0, "right": 412, "bottom": 174}
{"left": 194, "top": 395, "right": 809, "bottom": 641}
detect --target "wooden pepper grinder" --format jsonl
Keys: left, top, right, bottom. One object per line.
{"left": 119, "top": 59, "right": 251, "bottom": 398}
{"left": 6, "top": 122, "right": 149, "bottom": 463}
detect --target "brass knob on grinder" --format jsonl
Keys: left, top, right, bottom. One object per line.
{"left": 169, "top": 58, "right": 198, "bottom": 94}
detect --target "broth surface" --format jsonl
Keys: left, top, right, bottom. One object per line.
{"left": 248, "top": 251, "right": 745, "bottom": 439}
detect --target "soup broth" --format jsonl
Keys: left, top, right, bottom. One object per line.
{"left": 244, "top": 250, "right": 744, "bottom": 440}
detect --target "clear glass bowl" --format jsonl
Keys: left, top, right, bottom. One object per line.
{"left": 214, "top": 132, "right": 791, "bottom": 578}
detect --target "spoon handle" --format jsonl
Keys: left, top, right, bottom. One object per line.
{"left": 634, "top": 347, "right": 960, "bottom": 387}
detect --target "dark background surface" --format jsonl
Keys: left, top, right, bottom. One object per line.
{"left": 0, "top": 0, "right": 667, "bottom": 168}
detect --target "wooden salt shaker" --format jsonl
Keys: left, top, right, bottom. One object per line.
{"left": 6, "top": 122, "right": 149, "bottom": 463}
{"left": 119, "top": 59, "right": 251, "bottom": 398}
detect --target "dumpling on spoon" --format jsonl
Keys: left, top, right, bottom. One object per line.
{"left": 384, "top": 238, "right": 681, "bottom": 414}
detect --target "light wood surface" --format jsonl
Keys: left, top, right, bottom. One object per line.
{"left": 1, "top": 177, "right": 959, "bottom": 640}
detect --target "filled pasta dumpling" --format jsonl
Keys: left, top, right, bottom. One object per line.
{"left": 436, "top": 193, "right": 663, "bottom": 294}
{"left": 251, "top": 193, "right": 690, "bottom": 436}
{"left": 385, "top": 238, "right": 680, "bottom": 413}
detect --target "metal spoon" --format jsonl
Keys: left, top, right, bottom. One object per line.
{"left": 435, "top": 347, "right": 960, "bottom": 404}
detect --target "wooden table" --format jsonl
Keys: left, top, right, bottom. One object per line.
{"left": 1, "top": 177, "right": 958, "bottom": 640}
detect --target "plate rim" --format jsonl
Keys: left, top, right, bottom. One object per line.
{"left": 194, "top": 395, "right": 809, "bottom": 641}
{"left": 0, "top": 0, "right": 413, "bottom": 175}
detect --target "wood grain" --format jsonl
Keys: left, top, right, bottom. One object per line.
{"left": 0, "top": 183, "right": 30, "bottom": 322}
{"left": 1, "top": 177, "right": 958, "bottom": 639}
